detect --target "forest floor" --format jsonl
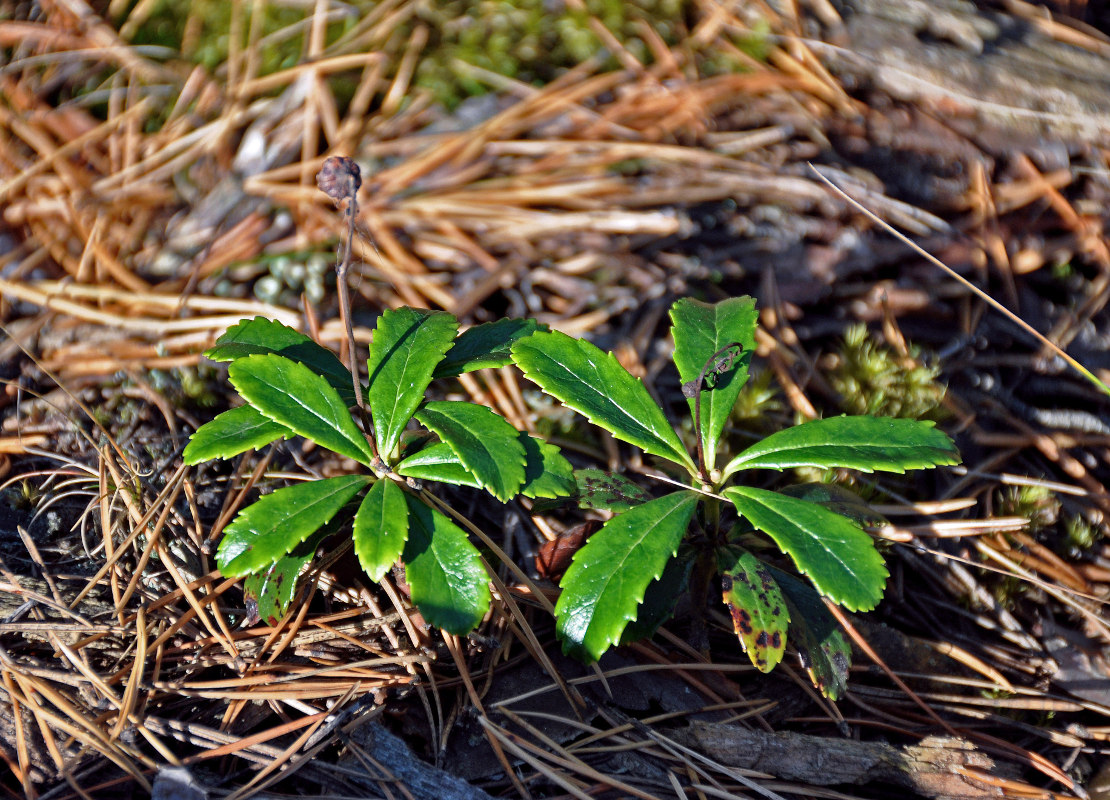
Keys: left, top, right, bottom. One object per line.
{"left": 2, "top": 1, "right": 1110, "bottom": 798}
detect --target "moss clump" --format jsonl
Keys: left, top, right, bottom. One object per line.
{"left": 124, "top": 0, "right": 340, "bottom": 75}
{"left": 413, "top": 0, "right": 689, "bottom": 107}
{"left": 998, "top": 485, "right": 1059, "bottom": 534}
{"left": 829, "top": 324, "right": 946, "bottom": 420}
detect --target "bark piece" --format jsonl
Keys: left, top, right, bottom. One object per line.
{"left": 674, "top": 720, "right": 1005, "bottom": 800}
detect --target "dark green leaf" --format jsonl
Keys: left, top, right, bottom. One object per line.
{"left": 396, "top": 442, "right": 481, "bottom": 488}
{"left": 243, "top": 550, "right": 314, "bottom": 626}
{"left": 722, "top": 416, "right": 960, "bottom": 478}
{"left": 512, "top": 331, "right": 693, "bottom": 470}
{"left": 555, "top": 491, "right": 698, "bottom": 661}
{"left": 777, "top": 483, "right": 888, "bottom": 528}
{"left": 353, "top": 478, "right": 409, "bottom": 581}
{"left": 242, "top": 525, "right": 331, "bottom": 626}
{"left": 724, "top": 486, "right": 887, "bottom": 612}
{"left": 367, "top": 308, "right": 458, "bottom": 460}
{"left": 183, "top": 405, "right": 291, "bottom": 464}
{"left": 670, "top": 297, "right": 757, "bottom": 471}
{"left": 718, "top": 546, "right": 789, "bottom": 673}
{"left": 415, "top": 401, "right": 527, "bottom": 502}
{"left": 519, "top": 434, "right": 575, "bottom": 499}
{"left": 229, "top": 355, "right": 374, "bottom": 466}
{"left": 217, "top": 475, "right": 371, "bottom": 577}
{"left": 574, "top": 468, "right": 652, "bottom": 513}
{"left": 402, "top": 493, "right": 491, "bottom": 634}
{"left": 619, "top": 548, "right": 694, "bottom": 645}
{"left": 766, "top": 565, "right": 852, "bottom": 700}
{"left": 206, "top": 317, "right": 357, "bottom": 405}
{"left": 433, "top": 319, "right": 540, "bottom": 378}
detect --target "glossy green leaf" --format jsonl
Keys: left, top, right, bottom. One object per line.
{"left": 415, "top": 401, "right": 527, "bottom": 502}
{"left": 722, "top": 416, "right": 960, "bottom": 479}
{"left": 243, "top": 551, "right": 314, "bottom": 626}
{"left": 353, "top": 478, "right": 409, "bottom": 581}
{"left": 397, "top": 434, "right": 575, "bottom": 500}
{"left": 206, "top": 317, "right": 357, "bottom": 405}
{"left": 724, "top": 486, "right": 887, "bottom": 612}
{"left": 512, "top": 331, "right": 694, "bottom": 470}
{"left": 396, "top": 442, "right": 481, "bottom": 488}
{"left": 670, "top": 297, "right": 757, "bottom": 471}
{"left": 242, "top": 525, "right": 331, "bottom": 626}
{"left": 619, "top": 548, "right": 694, "bottom": 645}
{"left": 518, "top": 434, "right": 575, "bottom": 499}
{"left": 217, "top": 475, "right": 371, "bottom": 577}
{"left": 229, "top": 355, "right": 374, "bottom": 466}
{"left": 556, "top": 491, "right": 698, "bottom": 661}
{"left": 777, "top": 483, "right": 889, "bottom": 528}
{"left": 573, "top": 468, "right": 652, "bottom": 513}
{"left": 718, "top": 546, "right": 789, "bottom": 673}
{"left": 367, "top": 308, "right": 458, "bottom": 460}
{"left": 433, "top": 318, "right": 540, "bottom": 378}
{"left": 402, "top": 494, "right": 491, "bottom": 634}
{"left": 767, "top": 565, "right": 852, "bottom": 700}
{"left": 183, "top": 405, "right": 291, "bottom": 464}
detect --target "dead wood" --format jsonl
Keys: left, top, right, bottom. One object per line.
{"left": 674, "top": 719, "right": 1007, "bottom": 799}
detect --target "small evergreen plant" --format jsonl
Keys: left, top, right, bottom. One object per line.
{"left": 184, "top": 157, "right": 574, "bottom": 628}
{"left": 511, "top": 296, "right": 960, "bottom": 698}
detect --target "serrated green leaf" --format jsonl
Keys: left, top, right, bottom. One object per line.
{"left": 183, "top": 405, "right": 291, "bottom": 464}
{"left": 242, "top": 523, "right": 331, "bottom": 626}
{"left": 433, "top": 318, "right": 540, "bottom": 378}
{"left": 573, "top": 468, "right": 653, "bottom": 512}
{"left": 512, "top": 331, "right": 694, "bottom": 470}
{"left": 229, "top": 355, "right": 373, "bottom": 465}
{"left": 243, "top": 550, "right": 314, "bottom": 626}
{"left": 718, "top": 546, "right": 789, "bottom": 673}
{"left": 555, "top": 491, "right": 698, "bottom": 661}
{"left": 619, "top": 548, "right": 694, "bottom": 645}
{"left": 398, "top": 434, "right": 575, "bottom": 499}
{"left": 353, "top": 478, "right": 409, "bottom": 581}
{"left": 670, "top": 297, "right": 757, "bottom": 471}
{"left": 722, "top": 416, "right": 960, "bottom": 479}
{"left": 396, "top": 441, "right": 482, "bottom": 488}
{"left": 777, "top": 483, "right": 888, "bottom": 528}
{"left": 402, "top": 494, "right": 491, "bottom": 634}
{"left": 206, "top": 317, "right": 357, "bottom": 405}
{"left": 766, "top": 565, "right": 852, "bottom": 700}
{"left": 217, "top": 475, "right": 371, "bottom": 577}
{"left": 724, "top": 486, "right": 887, "bottom": 612}
{"left": 415, "top": 401, "right": 526, "bottom": 502}
{"left": 519, "top": 434, "right": 575, "bottom": 499}
{"left": 367, "top": 308, "right": 458, "bottom": 460}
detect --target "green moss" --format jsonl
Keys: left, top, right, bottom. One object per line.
{"left": 1063, "top": 514, "right": 1100, "bottom": 556}
{"left": 413, "top": 0, "right": 691, "bottom": 108}
{"left": 829, "top": 324, "right": 946, "bottom": 419}
{"left": 998, "top": 485, "right": 1059, "bottom": 534}
{"left": 124, "top": 0, "right": 343, "bottom": 76}
{"left": 732, "top": 368, "right": 781, "bottom": 422}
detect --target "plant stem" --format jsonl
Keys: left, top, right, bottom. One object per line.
{"left": 688, "top": 495, "right": 722, "bottom": 654}
{"left": 688, "top": 547, "right": 716, "bottom": 655}
{"left": 336, "top": 185, "right": 378, "bottom": 460}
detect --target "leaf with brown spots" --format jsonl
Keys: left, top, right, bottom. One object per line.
{"left": 573, "top": 468, "right": 652, "bottom": 512}
{"left": 718, "top": 547, "right": 790, "bottom": 673}
{"left": 767, "top": 564, "right": 852, "bottom": 700}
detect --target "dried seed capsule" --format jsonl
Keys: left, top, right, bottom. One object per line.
{"left": 316, "top": 156, "right": 361, "bottom": 203}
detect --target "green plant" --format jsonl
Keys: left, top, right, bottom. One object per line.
{"left": 184, "top": 311, "right": 574, "bottom": 628}
{"left": 511, "top": 296, "right": 961, "bottom": 698}
{"left": 184, "top": 157, "right": 574, "bottom": 629}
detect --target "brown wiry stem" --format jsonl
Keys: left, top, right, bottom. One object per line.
{"left": 318, "top": 156, "right": 378, "bottom": 462}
